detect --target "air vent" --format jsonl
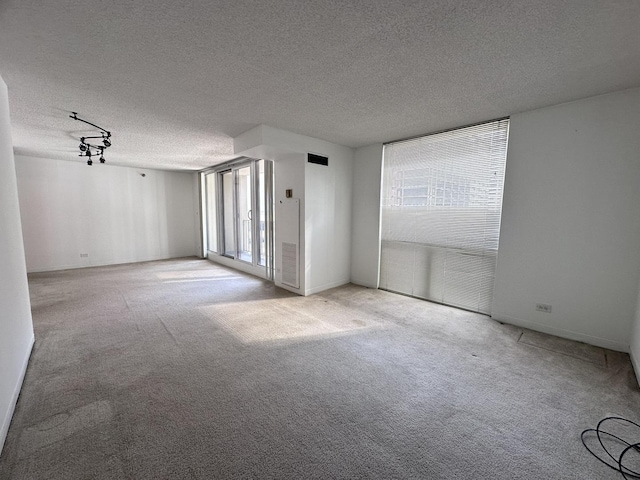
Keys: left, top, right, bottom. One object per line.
{"left": 308, "top": 153, "right": 329, "bottom": 166}
{"left": 282, "top": 242, "right": 299, "bottom": 288}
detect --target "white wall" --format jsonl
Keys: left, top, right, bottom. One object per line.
{"left": 275, "top": 153, "right": 306, "bottom": 293}
{"left": 350, "top": 144, "right": 383, "bottom": 288}
{"left": 0, "top": 75, "right": 34, "bottom": 455}
{"left": 631, "top": 280, "right": 640, "bottom": 384}
{"left": 493, "top": 87, "right": 640, "bottom": 352}
{"left": 349, "top": 88, "right": 640, "bottom": 353}
{"left": 234, "top": 125, "right": 354, "bottom": 295}
{"left": 304, "top": 141, "right": 353, "bottom": 295}
{"left": 15, "top": 155, "right": 198, "bottom": 272}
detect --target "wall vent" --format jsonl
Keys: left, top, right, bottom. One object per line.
{"left": 282, "top": 242, "right": 299, "bottom": 288}
{"left": 308, "top": 153, "right": 329, "bottom": 166}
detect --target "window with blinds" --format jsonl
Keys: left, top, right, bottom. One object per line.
{"left": 380, "top": 119, "right": 509, "bottom": 314}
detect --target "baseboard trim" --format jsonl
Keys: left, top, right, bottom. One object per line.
{"left": 349, "top": 277, "right": 379, "bottom": 290}
{"left": 491, "top": 313, "right": 628, "bottom": 352}
{"left": 0, "top": 333, "right": 35, "bottom": 457}
{"left": 305, "top": 278, "right": 350, "bottom": 296}
{"left": 630, "top": 347, "right": 640, "bottom": 388}
{"left": 28, "top": 254, "right": 199, "bottom": 274}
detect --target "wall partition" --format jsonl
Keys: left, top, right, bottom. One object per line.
{"left": 202, "top": 157, "right": 274, "bottom": 280}
{"left": 380, "top": 119, "right": 509, "bottom": 314}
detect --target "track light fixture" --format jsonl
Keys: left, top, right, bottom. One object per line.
{"left": 69, "top": 112, "right": 112, "bottom": 166}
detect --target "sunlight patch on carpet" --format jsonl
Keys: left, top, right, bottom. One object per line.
{"left": 156, "top": 270, "right": 242, "bottom": 280}
{"left": 199, "top": 297, "right": 378, "bottom": 344}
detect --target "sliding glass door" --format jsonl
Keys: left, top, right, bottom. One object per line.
{"left": 202, "top": 158, "right": 273, "bottom": 280}
{"left": 221, "top": 170, "right": 235, "bottom": 257}
{"left": 205, "top": 172, "right": 218, "bottom": 254}
{"left": 236, "top": 165, "right": 252, "bottom": 262}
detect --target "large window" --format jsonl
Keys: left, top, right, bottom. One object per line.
{"left": 380, "top": 119, "right": 509, "bottom": 314}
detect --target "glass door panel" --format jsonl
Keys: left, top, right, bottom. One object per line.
{"left": 236, "top": 166, "right": 252, "bottom": 263}
{"left": 205, "top": 172, "right": 218, "bottom": 253}
{"left": 221, "top": 171, "right": 235, "bottom": 257}
{"left": 257, "top": 160, "right": 266, "bottom": 266}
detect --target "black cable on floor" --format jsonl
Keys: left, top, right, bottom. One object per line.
{"left": 581, "top": 416, "right": 640, "bottom": 479}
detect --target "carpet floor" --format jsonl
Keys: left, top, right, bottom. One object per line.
{"left": 1, "top": 257, "right": 638, "bottom": 479}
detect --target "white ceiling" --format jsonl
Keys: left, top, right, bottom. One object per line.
{"left": 1, "top": 0, "right": 639, "bottom": 171}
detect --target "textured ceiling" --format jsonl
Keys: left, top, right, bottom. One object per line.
{"left": 1, "top": 0, "right": 639, "bottom": 170}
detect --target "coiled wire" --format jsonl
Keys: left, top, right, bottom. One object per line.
{"left": 581, "top": 416, "right": 640, "bottom": 479}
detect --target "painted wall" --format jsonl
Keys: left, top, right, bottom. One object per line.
{"left": 304, "top": 141, "right": 353, "bottom": 295}
{"left": 0, "top": 75, "right": 34, "bottom": 454}
{"left": 234, "top": 125, "right": 354, "bottom": 295}
{"left": 349, "top": 88, "right": 640, "bottom": 352}
{"left": 275, "top": 153, "right": 306, "bottom": 293}
{"left": 15, "top": 155, "right": 198, "bottom": 272}
{"left": 350, "top": 144, "right": 383, "bottom": 288}
{"left": 632, "top": 285, "right": 640, "bottom": 385}
{"left": 492, "top": 87, "right": 640, "bottom": 352}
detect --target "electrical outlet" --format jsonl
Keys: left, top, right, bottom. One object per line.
{"left": 80, "top": 253, "right": 89, "bottom": 258}
{"left": 535, "top": 303, "right": 552, "bottom": 313}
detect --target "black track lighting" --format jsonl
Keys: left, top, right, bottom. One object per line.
{"left": 69, "top": 112, "right": 112, "bottom": 166}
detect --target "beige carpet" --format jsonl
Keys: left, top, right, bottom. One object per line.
{"left": 1, "top": 257, "right": 638, "bottom": 479}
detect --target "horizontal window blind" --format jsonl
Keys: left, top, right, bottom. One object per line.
{"left": 380, "top": 119, "right": 509, "bottom": 314}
